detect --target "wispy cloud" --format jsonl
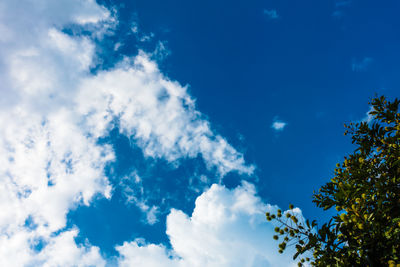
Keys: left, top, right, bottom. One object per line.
{"left": 335, "top": 0, "right": 352, "bottom": 7}
{"left": 77, "top": 52, "right": 254, "bottom": 176}
{"left": 352, "top": 57, "right": 373, "bottom": 72}
{"left": 263, "top": 9, "right": 279, "bottom": 20}
{"left": 361, "top": 106, "right": 376, "bottom": 124}
{"left": 332, "top": 0, "right": 352, "bottom": 18}
{"left": 332, "top": 10, "right": 343, "bottom": 18}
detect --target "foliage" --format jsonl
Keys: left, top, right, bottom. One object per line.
{"left": 266, "top": 96, "right": 400, "bottom": 266}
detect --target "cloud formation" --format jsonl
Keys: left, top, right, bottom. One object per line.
{"left": 0, "top": 0, "right": 114, "bottom": 265}
{"left": 0, "top": 0, "right": 256, "bottom": 265}
{"left": 76, "top": 52, "right": 254, "bottom": 176}
{"left": 117, "top": 183, "right": 297, "bottom": 267}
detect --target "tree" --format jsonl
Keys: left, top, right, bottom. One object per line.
{"left": 266, "top": 96, "right": 400, "bottom": 266}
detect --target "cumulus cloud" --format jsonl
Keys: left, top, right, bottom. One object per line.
{"left": 0, "top": 0, "right": 254, "bottom": 265}
{"left": 0, "top": 0, "right": 115, "bottom": 265}
{"left": 0, "top": 227, "right": 107, "bottom": 267}
{"left": 117, "top": 182, "right": 298, "bottom": 267}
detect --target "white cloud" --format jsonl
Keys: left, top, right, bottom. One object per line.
{"left": 117, "top": 238, "right": 180, "bottom": 267}
{"left": 114, "top": 42, "right": 122, "bottom": 51}
{"left": 120, "top": 171, "right": 161, "bottom": 225}
{"left": 0, "top": 0, "right": 255, "bottom": 265}
{"left": 0, "top": 0, "right": 116, "bottom": 264}
{"left": 117, "top": 182, "right": 298, "bottom": 267}
{"left": 264, "top": 9, "right": 279, "bottom": 20}
{"left": 76, "top": 52, "right": 254, "bottom": 176}
{"left": 271, "top": 120, "right": 287, "bottom": 131}
{"left": 35, "top": 229, "right": 107, "bottom": 267}
{"left": 0, "top": 228, "right": 106, "bottom": 267}
{"left": 360, "top": 106, "right": 376, "bottom": 124}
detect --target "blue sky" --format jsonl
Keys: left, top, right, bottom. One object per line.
{"left": 0, "top": 0, "right": 399, "bottom": 266}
